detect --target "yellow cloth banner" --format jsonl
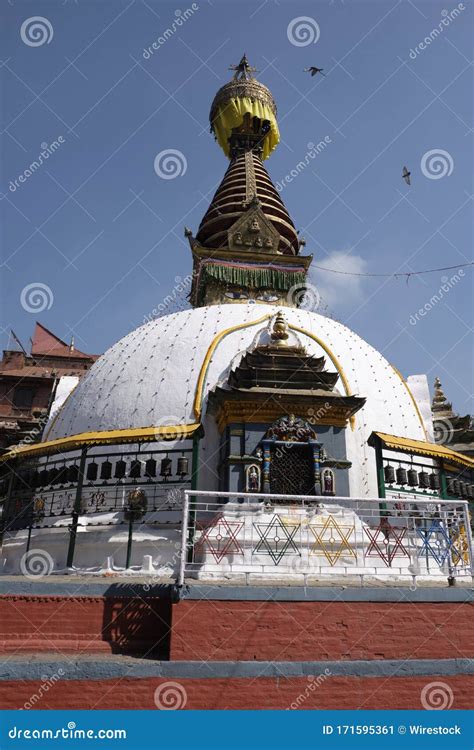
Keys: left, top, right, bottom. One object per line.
{"left": 212, "top": 97, "right": 280, "bottom": 160}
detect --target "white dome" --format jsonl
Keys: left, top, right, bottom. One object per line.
{"left": 44, "top": 304, "right": 426, "bottom": 496}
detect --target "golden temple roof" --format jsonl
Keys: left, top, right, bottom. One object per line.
{"left": 370, "top": 431, "right": 474, "bottom": 469}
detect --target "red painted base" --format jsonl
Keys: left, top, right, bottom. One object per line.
{"left": 0, "top": 596, "right": 170, "bottom": 656}
{"left": 0, "top": 675, "right": 472, "bottom": 711}
{"left": 171, "top": 600, "right": 473, "bottom": 662}
{"left": 0, "top": 594, "right": 472, "bottom": 710}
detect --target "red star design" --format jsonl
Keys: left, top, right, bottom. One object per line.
{"left": 195, "top": 515, "right": 244, "bottom": 563}
{"left": 364, "top": 521, "right": 409, "bottom": 566}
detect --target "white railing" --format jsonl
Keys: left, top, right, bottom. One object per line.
{"left": 178, "top": 491, "right": 473, "bottom": 586}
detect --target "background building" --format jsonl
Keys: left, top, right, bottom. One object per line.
{"left": 0, "top": 323, "right": 97, "bottom": 456}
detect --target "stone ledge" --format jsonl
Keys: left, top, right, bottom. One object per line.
{"left": 0, "top": 579, "right": 472, "bottom": 602}
{"left": 1, "top": 657, "right": 472, "bottom": 682}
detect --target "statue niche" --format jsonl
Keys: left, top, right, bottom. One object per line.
{"left": 228, "top": 200, "right": 280, "bottom": 254}
{"left": 245, "top": 464, "right": 261, "bottom": 493}
{"left": 322, "top": 468, "right": 335, "bottom": 496}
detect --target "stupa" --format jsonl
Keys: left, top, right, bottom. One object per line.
{"left": 1, "top": 56, "right": 472, "bottom": 586}
{"left": 0, "top": 54, "right": 472, "bottom": 714}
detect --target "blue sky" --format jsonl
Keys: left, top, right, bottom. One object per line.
{"left": 1, "top": 0, "right": 472, "bottom": 414}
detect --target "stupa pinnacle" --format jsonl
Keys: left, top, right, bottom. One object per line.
{"left": 188, "top": 55, "right": 312, "bottom": 307}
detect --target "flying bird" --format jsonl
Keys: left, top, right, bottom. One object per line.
{"left": 402, "top": 166, "right": 411, "bottom": 185}
{"left": 304, "top": 67, "right": 326, "bottom": 77}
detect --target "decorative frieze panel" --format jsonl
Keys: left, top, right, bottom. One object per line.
{"left": 227, "top": 200, "right": 280, "bottom": 255}
{"left": 185, "top": 492, "right": 472, "bottom": 581}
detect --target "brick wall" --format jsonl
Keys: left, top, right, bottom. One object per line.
{"left": 0, "top": 593, "right": 472, "bottom": 710}
{"left": 1, "top": 595, "right": 472, "bottom": 662}
{"left": 170, "top": 600, "right": 474, "bottom": 661}
{"left": 0, "top": 596, "right": 171, "bottom": 657}
{"left": 0, "top": 675, "right": 471, "bottom": 710}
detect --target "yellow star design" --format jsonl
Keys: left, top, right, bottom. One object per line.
{"left": 310, "top": 515, "right": 356, "bottom": 566}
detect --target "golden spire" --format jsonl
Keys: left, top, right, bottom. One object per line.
{"left": 270, "top": 312, "right": 289, "bottom": 345}
{"left": 209, "top": 54, "right": 279, "bottom": 160}
{"left": 229, "top": 54, "right": 257, "bottom": 80}
{"left": 432, "top": 377, "right": 453, "bottom": 417}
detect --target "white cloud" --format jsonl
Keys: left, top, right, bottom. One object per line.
{"left": 307, "top": 250, "right": 368, "bottom": 311}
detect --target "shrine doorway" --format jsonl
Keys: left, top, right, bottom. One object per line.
{"left": 269, "top": 443, "right": 314, "bottom": 497}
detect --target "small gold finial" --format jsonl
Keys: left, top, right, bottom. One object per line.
{"left": 229, "top": 54, "right": 257, "bottom": 80}
{"left": 271, "top": 311, "right": 289, "bottom": 345}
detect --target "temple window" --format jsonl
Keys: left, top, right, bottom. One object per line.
{"left": 12, "top": 386, "right": 34, "bottom": 409}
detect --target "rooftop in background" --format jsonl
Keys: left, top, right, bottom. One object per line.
{"left": 30, "top": 322, "right": 96, "bottom": 360}
{"left": 0, "top": 323, "right": 99, "bottom": 454}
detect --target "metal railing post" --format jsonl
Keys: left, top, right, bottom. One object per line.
{"left": 26, "top": 524, "right": 32, "bottom": 553}
{"left": 185, "top": 436, "right": 200, "bottom": 560}
{"left": 125, "top": 515, "right": 134, "bottom": 569}
{"left": 462, "top": 501, "right": 474, "bottom": 577}
{"left": 66, "top": 447, "right": 87, "bottom": 569}
{"left": 1, "top": 469, "right": 15, "bottom": 543}
{"left": 177, "top": 489, "right": 190, "bottom": 587}
{"left": 441, "top": 505, "right": 456, "bottom": 586}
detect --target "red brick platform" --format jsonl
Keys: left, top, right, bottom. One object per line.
{"left": 0, "top": 583, "right": 472, "bottom": 710}
{"left": 0, "top": 675, "right": 472, "bottom": 711}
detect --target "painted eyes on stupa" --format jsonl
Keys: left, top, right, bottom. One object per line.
{"left": 225, "top": 289, "right": 249, "bottom": 300}
{"left": 224, "top": 289, "right": 280, "bottom": 303}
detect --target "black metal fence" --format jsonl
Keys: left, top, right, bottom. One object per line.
{"left": 1, "top": 445, "right": 193, "bottom": 570}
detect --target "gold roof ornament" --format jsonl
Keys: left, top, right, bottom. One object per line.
{"left": 209, "top": 54, "right": 280, "bottom": 160}
{"left": 432, "top": 376, "right": 454, "bottom": 418}
{"left": 270, "top": 311, "right": 289, "bottom": 345}
{"left": 229, "top": 53, "right": 257, "bottom": 80}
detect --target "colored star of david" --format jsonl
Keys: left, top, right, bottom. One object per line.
{"left": 195, "top": 516, "right": 243, "bottom": 563}
{"left": 364, "top": 521, "right": 409, "bottom": 566}
{"left": 309, "top": 515, "right": 356, "bottom": 566}
{"left": 253, "top": 515, "right": 300, "bottom": 565}
{"left": 416, "top": 519, "right": 452, "bottom": 566}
